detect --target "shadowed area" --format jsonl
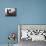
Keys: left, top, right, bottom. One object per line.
{"left": 19, "top": 40, "right": 46, "bottom": 46}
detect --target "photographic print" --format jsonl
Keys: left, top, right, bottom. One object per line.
{"left": 5, "top": 8, "right": 16, "bottom": 16}
{"left": 18, "top": 24, "right": 46, "bottom": 41}
{"left": 18, "top": 24, "right": 46, "bottom": 46}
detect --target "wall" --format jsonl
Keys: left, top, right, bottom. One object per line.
{"left": 0, "top": 0, "right": 46, "bottom": 44}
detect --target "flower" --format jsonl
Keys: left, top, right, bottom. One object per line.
{"left": 8, "top": 32, "right": 16, "bottom": 41}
